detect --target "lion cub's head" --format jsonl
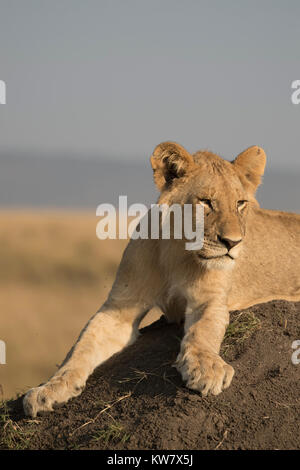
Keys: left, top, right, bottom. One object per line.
{"left": 150, "top": 142, "right": 266, "bottom": 268}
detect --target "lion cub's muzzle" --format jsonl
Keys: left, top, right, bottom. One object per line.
{"left": 217, "top": 235, "right": 243, "bottom": 259}
{"left": 198, "top": 236, "right": 243, "bottom": 261}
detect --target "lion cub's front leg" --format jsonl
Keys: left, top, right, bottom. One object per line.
{"left": 23, "top": 238, "right": 161, "bottom": 418}
{"left": 23, "top": 301, "right": 149, "bottom": 417}
{"left": 175, "top": 303, "right": 234, "bottom": 395}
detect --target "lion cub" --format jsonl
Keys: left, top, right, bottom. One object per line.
{"left": 23, "top": 142, "right": 300, "bottom": 417}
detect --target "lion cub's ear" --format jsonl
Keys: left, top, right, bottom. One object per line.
{"left": 150, "top": 142, "right": 195, "bottom": 191}
{"left": 233, "top": 145, "right": 266, "bottom": 193}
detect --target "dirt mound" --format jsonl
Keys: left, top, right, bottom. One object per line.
{"left": 1, "top": 300, "right": 300, "bottom": 450}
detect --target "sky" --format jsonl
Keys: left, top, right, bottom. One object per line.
{"left": 0, "top": 0, "right": 300, "bottom": 169}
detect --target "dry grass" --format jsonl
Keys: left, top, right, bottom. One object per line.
{"left": 0, "top": 400, "right": 39, "bottom": 449}
{"left": 92, "top": 422, "right": 130, "bottom": 445}
{"left": 222, "top": 311, "right": 261, "bottom": 356}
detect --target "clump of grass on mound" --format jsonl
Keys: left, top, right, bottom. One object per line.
{"left": 222, "top": 311, "right": 261, "bottom": 357}
{"left": 0, "top": 400, "right": 39, "bottom": 450}
{"left": 92, "top": 422, "right": 130, "bottom": 445}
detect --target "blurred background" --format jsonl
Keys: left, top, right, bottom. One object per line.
{"left": 0, "top": 0, "right": 299, "bottom": 399}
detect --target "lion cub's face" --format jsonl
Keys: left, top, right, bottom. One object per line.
{"left": 151, "top": 142, "right": 266, "bottom": 269}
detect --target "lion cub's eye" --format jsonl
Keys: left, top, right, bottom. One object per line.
{"left": 198, "top": 198, "right": 213, "bottom": 209}
{"left": 237, "top": 200, "right": 248, "bottom": 210}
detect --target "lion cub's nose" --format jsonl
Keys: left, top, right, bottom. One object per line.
{"left": 217, "top": 235, "right": 242, "bottom": 251}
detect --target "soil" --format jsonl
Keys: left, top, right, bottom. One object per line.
{"left": 1, "top": 300, "right": 300, "bottom": 450}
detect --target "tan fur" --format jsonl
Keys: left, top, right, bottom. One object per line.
{"left": 23, "top": 142, "right": 300, "bottom": 417}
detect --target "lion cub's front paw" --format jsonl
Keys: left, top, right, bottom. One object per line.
{"left": 23, "top": 385, "right": 56, "bottom": 418}
{"left": 23, "top": 373, "right": 84, "bottom": 417}
{"left": 175, "top": 348, "right": 234, "bottom": 396}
